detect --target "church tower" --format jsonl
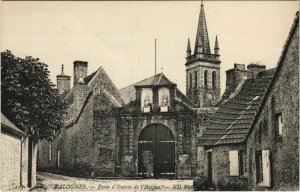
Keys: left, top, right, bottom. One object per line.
{"left": 185, "top": 1, "right": 221, "bottom": 107}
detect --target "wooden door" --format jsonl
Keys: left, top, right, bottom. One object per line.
{"left": 138, "top": 124, "right": 175, "bottom": 178}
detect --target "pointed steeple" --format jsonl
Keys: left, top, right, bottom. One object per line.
{"left": 194, "top": 0, "right": 211, "bottom": 54}
{"left": 186, "top": 38, "right": 191, "bottom": 57}
{"left": 214, "top": 35, "right": 219, "bottom": 55}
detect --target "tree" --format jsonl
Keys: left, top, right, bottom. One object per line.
{"left": 1, "top": 50, "right": 67, "bottom": 141}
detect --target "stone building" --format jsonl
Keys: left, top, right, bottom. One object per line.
{"left": 37, "top": 1, "right": 221, "bottom": 179}
{"left": 38, "top": 63, "right": 125, "bottom": 177}
{"left": 197, "top": 12, "right": 299, "bottom": 191}
{"left": 246, "top": 12, "right": 299, "bottom": 191}
{"left": 1, "top": 113, "right": 37, "bottom": 190}
{"left": 37, "top": 62, "right": 202, "bottom": 178}
{"left": 118, "top": 73, "right": 200, "bottom": 178}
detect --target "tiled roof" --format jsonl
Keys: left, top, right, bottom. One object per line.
{"left": 119, "top": 73, "right": 197, "bottom": 108}
{"left": 199, "top": 69, "right": 276, "bottom": 146}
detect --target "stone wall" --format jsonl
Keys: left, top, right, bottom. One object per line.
{"left": 195, "top": 108, "right": 218, "bottom": 177}
{"left": 38, "top": 93, "right": 95, "bottom": 177}
{"left": 246, "top": 22, "right": 299, "bottom": 191}
{"left": 205, "top": 145, "right": 248, "bottom": 190}
{"left": 118, "top": 110, "right": 199, "bottom": 178}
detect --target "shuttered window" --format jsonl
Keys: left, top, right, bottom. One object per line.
{"left": 274, "top": 113, "right": 283, "bottom": 137}
{"left": 256, "top": 150, "right": 271, "bottom": 187}
{"left": 230, "top": 150, "right": 249, "bottom": 177}
{"left": 229, "top": 150, "right": 239, "bottom": 176}
{"left": 262, "top": 150, "right": 271, "bottom": 187}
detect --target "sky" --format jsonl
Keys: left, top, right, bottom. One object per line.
{"left": 1, "top": 1, "right": 298, "bottom": 94}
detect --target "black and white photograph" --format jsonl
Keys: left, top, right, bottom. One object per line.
{"left": 0, "top": 0, "right": 299, "bottom": 191}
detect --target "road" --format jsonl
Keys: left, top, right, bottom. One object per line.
{"left": 36, "top": 172, "right": 194, "bottom": 191}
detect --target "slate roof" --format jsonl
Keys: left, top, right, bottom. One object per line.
{"left": 62, "top": 67, "right": 124, "bottom": 107}
{"left": 1, "top": 113, "right": 25, "bottom": 137}
{"left": 199, "top": 68, "right": 276, "bottom": 146}
{"left": 119, "top": 73, "right": 197, "bottom": 108}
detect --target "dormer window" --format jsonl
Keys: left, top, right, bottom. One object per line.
{"left": 159, "top": 87, "right": 170, "bottom": 112}
{"left": 141, "top": 88, "right": 153, "bottom": 113}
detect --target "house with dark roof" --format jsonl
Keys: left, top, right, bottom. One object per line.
{"left": 1, "top": 113, "right": 37, "bottom": 190}
{"left": 196, "top": 12, "right": 299, "bottom": 191}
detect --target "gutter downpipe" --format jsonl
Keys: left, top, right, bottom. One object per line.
{"left": 20, "top": 135, "right": 29, "bottom": 187}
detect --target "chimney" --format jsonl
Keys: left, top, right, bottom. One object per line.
{"left": 56, "top": 64, "right": 71, "bottom": 94}
{"left": 247, "top": 64, "right": 266, "bottom": 78}
{"left": 73, "top": 61, "right": 88, "bottom": 84}
{"left": 73, "top": 61, "right": 88, "bottom": 118}
{"left": 225, "top": 63, "right": 250, "bottom": 94}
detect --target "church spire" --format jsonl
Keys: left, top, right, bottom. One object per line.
{"left": 194, "top": 0, "right": 211, "bottom": 54}
{"left": 186, "top": 38, "right": 191, "bottom": 57}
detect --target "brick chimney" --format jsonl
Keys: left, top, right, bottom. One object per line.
{"left": 247, "top": 64, "right": 266, "bottom": 78}
{"left": 226, "top": 64, "right": 250, "bottom": 91}
{"left": 57, "top": 64, "right": 71, "bottom": 94}
{"left": 73, "top": 61, "right": 88, "bottom": 118}
{"left": 73, "top": 61, "right": 88, "bottom": 84}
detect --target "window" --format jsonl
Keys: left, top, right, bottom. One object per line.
{"left": 182, "top": 119, "right": 187, "bottom": 154}
{"left": 194, "top": 71, "right": 198, "bottom": 88}
{"left": 204, "top": 70, "right": 208, "bottom": 87}
{"left": 57, "top": 150, "right": 61, "bottom": 170}
{"left": 258, "top": 122, "right": 263, "bottom": 145}
{"left": 189, "top": 73, "right": 192, "bottom": 90}
{"left": 49, "top": 144, "right": 52, "bottom": 163}
{"left": 274, "top": 113, "right": 283, "bottom": 136}
{"left": 212, "top": 71, "right": 216, "bottom": 87}
{"left": 239, "top": 150, "right": 248, "bottom": 176}
{"left": 256, "top": 150, "right": 271, "bottom": 187}
{"left": 256, "top": 151, "right": 263, "bottom": 183}
{"left": 229, "top": 150, "right": 248, "bottom": 176}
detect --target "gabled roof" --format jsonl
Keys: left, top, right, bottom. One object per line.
{"left": 119, "top": 73, "right": 197, "bottom": 108}
{"left": 1, "top": 113, "right": 25, "bottom": 137}
{"left": 62, "top": 67, "right": 124, "bottom": 106}
{"left": 199, "top": 69, "right": 276, "bottom": 146}
{"left": 119, "top": 73, "right": 173, "bottom": 104}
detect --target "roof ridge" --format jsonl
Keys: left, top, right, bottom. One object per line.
{"left": 156, "top": 73, "right": 164, "bottom": 85}
{"left": 119, "top": 73, "right": 162, "bottom": 91}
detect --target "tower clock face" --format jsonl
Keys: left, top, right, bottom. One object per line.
{"left": 206, "top": 92, "right": 214, "bottom": 101}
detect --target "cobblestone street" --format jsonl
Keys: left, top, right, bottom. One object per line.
{"left": 36, "top": 172, "right": 194, "bottom": 191}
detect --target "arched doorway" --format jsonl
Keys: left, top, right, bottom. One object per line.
{"left": 138, "top": 124, "right": 175, "bottom": 178}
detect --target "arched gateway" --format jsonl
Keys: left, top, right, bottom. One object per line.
{"left": 138, "top": 124, "right": 175, "bottom": 178}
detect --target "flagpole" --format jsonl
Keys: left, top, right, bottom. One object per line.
{"left": 155, "top": 38, "right": 157, "bottom": 76}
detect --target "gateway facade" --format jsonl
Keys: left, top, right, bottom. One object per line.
{"left": 37, "top": 1, "right": 220, "bottom": 178}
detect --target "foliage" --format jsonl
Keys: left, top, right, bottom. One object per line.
{"left": 1, "top": 50, "right": 67, "bottom": 141}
